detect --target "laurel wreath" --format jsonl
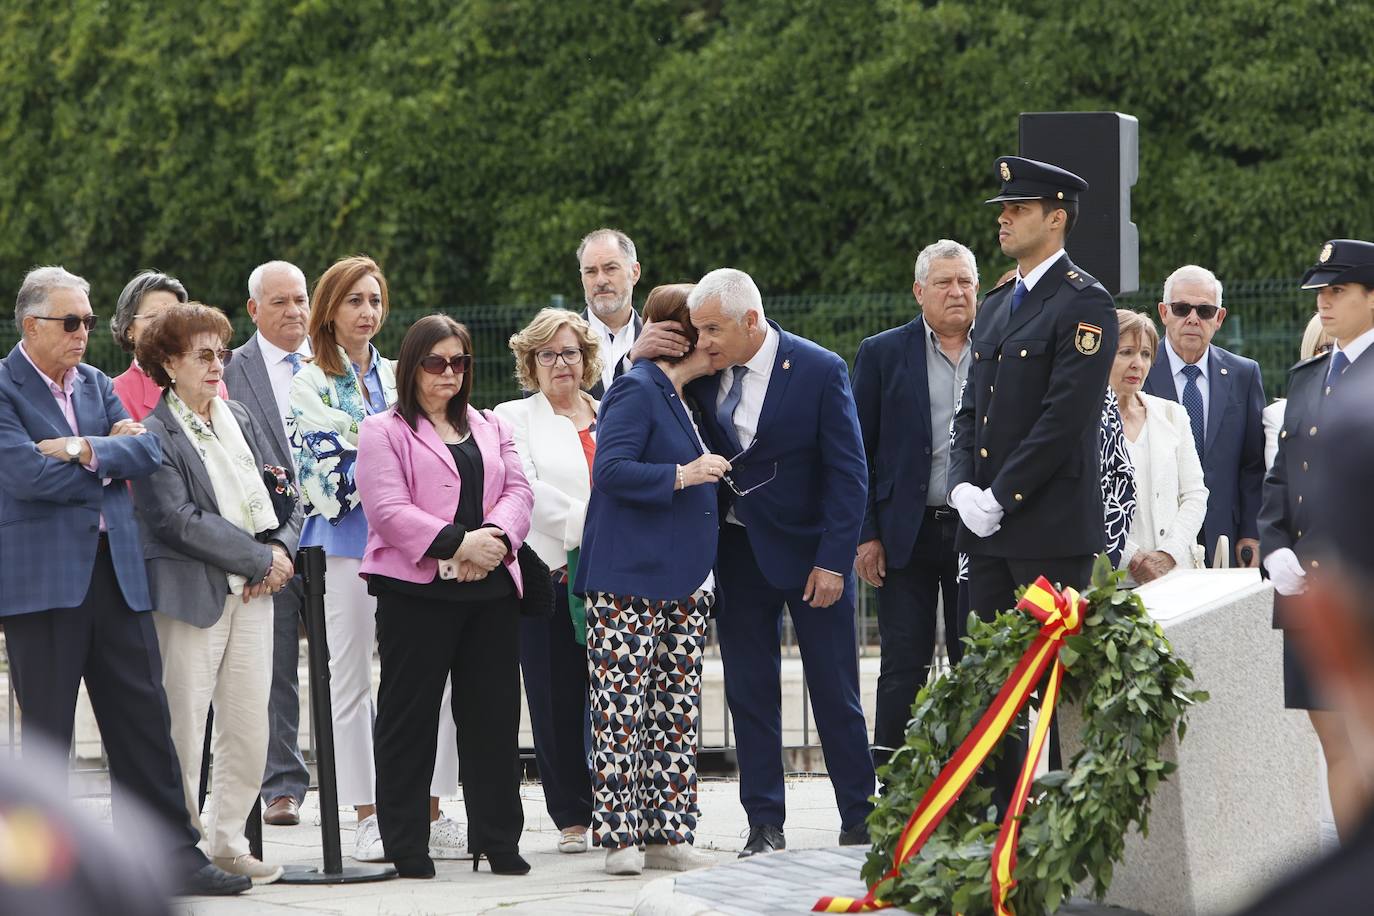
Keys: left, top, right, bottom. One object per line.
{"left": 863, "top": 556, "right": 1208, "bottom": 914}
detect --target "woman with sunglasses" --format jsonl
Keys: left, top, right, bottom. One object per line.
{"left": 110, "top": 271, "right": 229, "bottom": 420}
{"left": 356, "top": 314, "right": 534, "bottom": 878}
{"left": 493, "top": 309, "right": 603, "bottom": 855}
{"left": 572, "top": 284, "right": 725, "bottom": 876}
{"left": 131, "top": 303, "right": 301, "bottom": 886}
{"left": 287, "top": 257, "right": 463, "bottom": 863}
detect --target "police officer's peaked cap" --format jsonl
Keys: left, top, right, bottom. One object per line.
{"left": 1300, "top": 239, "right": 1374, "bottom": 290}
{"left": 985, "top": 156, "right": 1089, "bottom": 205}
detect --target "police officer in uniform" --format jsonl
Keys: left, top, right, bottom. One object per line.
{"left": 1259, "top": 238, "right": 1374, "bottom": 842}
{"left": 948, "top": 156, "right": 1117, "bottom": 622}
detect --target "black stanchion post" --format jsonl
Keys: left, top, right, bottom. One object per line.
{"left": 278, "top": 546, "right": 394, "bottom": 884}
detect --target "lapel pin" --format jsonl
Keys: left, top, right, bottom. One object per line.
{"left": 1220, "top": 367, "right": 1228, "bottom": 375}
{"left": 782, "top": 359, "right": 791, "bottom": 370}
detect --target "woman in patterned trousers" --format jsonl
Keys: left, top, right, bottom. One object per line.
{"left": 573, "top": 285, "right": 725, "bottom": 876}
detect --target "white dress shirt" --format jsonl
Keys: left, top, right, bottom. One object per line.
{"left": 715, "top": 322, "right": 779, "bottom": 454}
{"left": 1332, "top": 325, "right": 1374, "bottom": 366}
{"left": 255, "top": 332, "right": 312, "bottom": 424}
{"left": 587, "top": 309, "right": 637, "bottom": 393}
{"left": 1016, "top": 247, "right": 1067, "bottom": 292}
{"left": 1163, "top": 337, "right": 1211, "bottom": 434}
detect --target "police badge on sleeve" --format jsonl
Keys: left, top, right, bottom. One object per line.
{"left": 1075, "top": 322, "right": 1102, "bottom": 355}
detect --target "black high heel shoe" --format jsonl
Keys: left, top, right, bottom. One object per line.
{"left": 472, "top": 849, "right": 531, "bottom": 875}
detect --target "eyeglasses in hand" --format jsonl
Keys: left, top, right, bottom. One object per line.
{"left": 721, "top": 447, "right": 778, "bottom": 497}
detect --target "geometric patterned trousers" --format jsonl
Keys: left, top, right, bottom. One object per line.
{"left": 586, "top": 588, "right": 712, "bottom": 850}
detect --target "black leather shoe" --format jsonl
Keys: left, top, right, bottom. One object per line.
{"left": 838, "top": 823, "right": 871, "bottom": 846}
{"left": 738, "top": 824, "right": 785, "bottom": 858}
{"left": 393, "top": 855, "right": 436, "bottom": 879}
{"left": 179, "top": 863, "right": 252, "bottom": 896}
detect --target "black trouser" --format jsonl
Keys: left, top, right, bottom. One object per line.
{"left": 966, "top": 553, "right": 1093, "bottom": 816}
{"left": 3, "top": 546, "right": 207, "bottom": 873}
{"left": 873, "top": 507, "right": 962, "bottom": 761}
{"left": 374, "top": 590, "right": 523, "bottom": 863}
{"left": 519, "top": 577, "right": 593, "bottom": 829}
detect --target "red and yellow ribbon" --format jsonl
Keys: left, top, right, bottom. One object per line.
{"left": 814, "top": 576, "right": 1084, "bottom": 915}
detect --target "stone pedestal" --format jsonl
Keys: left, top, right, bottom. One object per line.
{"left": 1062, "top": 569, "right": 1321, "bottom": 916}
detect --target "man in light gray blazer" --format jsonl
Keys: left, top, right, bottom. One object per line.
{"left": 223, "top": 260, "right": 313, "bottom": 825}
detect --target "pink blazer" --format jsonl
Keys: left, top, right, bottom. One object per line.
{"left": 112, "top": 362, "right": 228, "bottom": 421}
{"left": 356, "top": 406, "right": 533, "bottom": 593}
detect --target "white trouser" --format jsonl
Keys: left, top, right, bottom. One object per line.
{"left": 324, "top": 556, "right": 458, "bottom": 805}
{"left": 155, "top": 594, "right": 273, "bottom": 860}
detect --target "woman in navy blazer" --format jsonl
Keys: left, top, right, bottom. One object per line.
{"left": 572, "top": 285, "right": 727, "bottom": 876}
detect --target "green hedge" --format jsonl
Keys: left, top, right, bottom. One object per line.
{"left": 2, "top": 0, "right": 1373, "bottom": 321}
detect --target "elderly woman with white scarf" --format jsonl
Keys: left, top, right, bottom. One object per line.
{"left": 132, "top": 303, "right": 301, "bottom": 887}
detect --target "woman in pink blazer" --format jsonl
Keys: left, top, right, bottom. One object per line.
{"left": 110, "top": 271, "right": 226, "bottom": 419}
{"left": 356, "top": 315, "right": 533, "bottom": 880}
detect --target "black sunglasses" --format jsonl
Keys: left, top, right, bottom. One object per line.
{"left": 420, "top": 354, "right": 472, "bottom": 375}
{"left": 1167, "top": 302, "right": 1220, "bottom": 321}
{"left": 34, "top": 314, "right": 98, "bottom": 333}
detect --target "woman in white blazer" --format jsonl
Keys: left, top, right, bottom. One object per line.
{"left": 494, "top": 308, "right": 604, "bottom": 855}
{"left": 1111, "top": 309, "right": 1209, "bottom": 585}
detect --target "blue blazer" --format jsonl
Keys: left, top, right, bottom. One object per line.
{"left": 1143, "top": 344, "right": 1265, "bottom": 554}
{"left": 0, "top": 344, "right": 162, "bottom": 617}
{"left": 573, "top": 360, "right": 719, "bottom": 601}
{"left": 688, "top": 321, "right": 869, "bottom": 589}
{"left": 850, "top": 316, "right": 935, "bottom": 568}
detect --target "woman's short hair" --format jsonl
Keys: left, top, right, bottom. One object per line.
{"left": 643, "top": 284, "right": 699, "bottom": 363}
{"left": 307, "top": 255, "right": 390, "bottom": 378}
{"left": 111, "top": 270, "right": 188, "bottom": 353}
{"left": 507, "top": 308, "right": 603, "bottom": 392}
{"left": 134, "top": 302, "right": 233, "bottom": 389}
{"left": 1116, "top": 308, "right": 1159, "bottom": 357}
{"left": 1300, "top": 312, "right": 1333, "bottom": 360}
{"left": 394, "top": 314, "right": 474, "bottom": 433}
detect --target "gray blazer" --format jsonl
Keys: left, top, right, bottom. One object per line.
{"left": 133, "top": 396, "right": 303, "bottom": 628}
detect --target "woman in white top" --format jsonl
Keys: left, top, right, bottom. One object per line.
{"left": 1261, "top": 313, "right": 1333, "bottom": 470}
{"left": 1111, "top": 309, "right": 1209, "bottom": 585}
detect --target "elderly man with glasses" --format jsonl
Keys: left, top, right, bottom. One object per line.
{"left": 1143, "top": 265, "right": 1266, "bottom": 569}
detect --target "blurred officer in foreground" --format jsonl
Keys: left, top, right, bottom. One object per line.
{"left": 1240, "top": 381, "right": 1374, "bottom": 914}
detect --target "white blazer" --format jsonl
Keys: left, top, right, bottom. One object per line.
{"left": 492, "top": 391, "right": 598, "bottom": 570}
{"left": 1122, "top": 392, "right": 1210, "bottom": 570}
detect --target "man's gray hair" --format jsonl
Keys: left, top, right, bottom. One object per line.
{"left": 1163, "top": 264, "right": 1224, "bottom": 310}
{"left": 248, "top": 260, "right": 308, "bottom": 302}
{"left": 576, "top": 228, "right": 638, "bottom": 267}
{"left": 111, "top": 270, "right": 188, "bottom": 354}
{"left": 686, "top": 268, "right": 764, "bottom": 323}
{"left": 15, "top": 266, "right": 91, "bottom": 330}
{"left": 914, "top": 239, "right": 979, "bottom": 287}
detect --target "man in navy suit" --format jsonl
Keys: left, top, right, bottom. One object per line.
{"left": 685, "top": 268, "right": 874, "bottom": 857}
{"left": 0, "top": 266, "right": 249, "bottom": 896}
{"left": 851, "top": 240, "right": 978, "bottom": 767}
{"left": 1142, "top": 265, "right": 1265, "bottom": 568}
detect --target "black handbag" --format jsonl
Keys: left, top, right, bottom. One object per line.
{"left": 262, "top": 464, "right": 298, "bottom": 524}
{"left": 516, "top": 542, "right": 555, "bottom": 618}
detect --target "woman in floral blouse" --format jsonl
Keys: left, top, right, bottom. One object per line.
{"left": 288, "top": 256, "right": 463, "bottom": 864}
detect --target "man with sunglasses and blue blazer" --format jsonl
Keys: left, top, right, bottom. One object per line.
{"left": 1143, "top": 265, "right": 1266, "bottom": 569}
{"left": 685, "top": 268, "right": 874, "bottom": 858}
{"left": 0, "top": 267, "right": 251, "bottom": 896}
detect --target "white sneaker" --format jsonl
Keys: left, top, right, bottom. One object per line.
{"left": 211, "top": 853, "right": 285, "bottom": 885}
{"left": 428, "top": 813, "right": 468, "bottom": 859}
{"left": 644, "top": 842, "right": 716, "bottom": 871}
{"left": 353, "top": 814, "right": 387, "bottom": 863}
{"left": 604, "top": 845, "right": 644, "bottom": 875}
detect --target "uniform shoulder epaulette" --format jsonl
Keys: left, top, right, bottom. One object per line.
{"left": 988, "top": 275, "right": 1016, "bottom": 294}
{"left": 1290, "top": 352, "right": 1330, "bottom": 374}
{"left": 1063, "top": 265, "right": 1098, "bottom": 290}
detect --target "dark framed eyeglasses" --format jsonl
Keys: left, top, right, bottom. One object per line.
{"left": 188, "top": 348, "right": 233, "bottom": 366}
{"left": 535, "top": 347, "right": 584, "bottom": 367}
{"left": 34, "top": 314, "right": 98, "bottom": 333}
{"left": 1168, "top": 302, "right": 1220, "bottom": 321}
{"left": 721, "top": 447, "right": 778, "bottom": 497}
{"left": 420, "top": 353, "right": 472, "bottom": 375}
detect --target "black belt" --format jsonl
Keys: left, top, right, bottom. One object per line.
{"left": 926, "top": 505, "right": 955, "bottom": 521}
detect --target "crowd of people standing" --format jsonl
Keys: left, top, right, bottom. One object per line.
{"left": 1, "top": 152, "right": 1369, "bottom": 903}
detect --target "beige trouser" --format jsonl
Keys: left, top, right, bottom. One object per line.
{"left": 155, "top": 593, "right": 273, "bottom": 860}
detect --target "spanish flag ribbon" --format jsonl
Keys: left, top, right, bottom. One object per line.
{"left": 813, "top": 576, "right": 1084, "bottom": 915}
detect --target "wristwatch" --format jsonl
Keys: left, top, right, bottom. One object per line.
{"left": 65, "top": 437, "right": 83, "bottom": 464}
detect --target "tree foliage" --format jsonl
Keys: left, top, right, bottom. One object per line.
{"left": 2, "top": 0, "right": 1371, "bottom": 318}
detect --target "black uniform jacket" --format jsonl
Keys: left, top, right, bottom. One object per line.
{"left": 948, "top": 254, "right": 1117, "bottom": 558}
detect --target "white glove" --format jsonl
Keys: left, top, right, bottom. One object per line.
{"left": 951, "top": 483, "right": 1003, "bottom": 538}
{"left": 1263, "top": 547, "right": 1307, "bottom": 596}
